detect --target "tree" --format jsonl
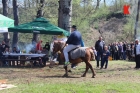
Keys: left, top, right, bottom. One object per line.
{"left": 104, "top": 0, "right": 106, "bottom": 7}
{"left": 58, "top": 0, "right": 73, "bottom": 31}
{"left": 32, "top": 0, "right": 45, "bottom": 43}
{"left": 96, "top": 0, "right": 101, "bottom": 9}
{"left": 2, "top": 0, "right": 9, "bottom": 45}
{"left": 134, "top": 0, "right": 140, "bottom": 39}
{"left": 12, "top": 0, "right": 19, "bottom": 48}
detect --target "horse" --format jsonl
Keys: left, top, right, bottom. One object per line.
{"left": 53, "top": 41, "right": 96, "bottom": 78}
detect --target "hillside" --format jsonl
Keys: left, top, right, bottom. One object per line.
{"left": 82, "top": 12, "right": 129, "bottom": 46}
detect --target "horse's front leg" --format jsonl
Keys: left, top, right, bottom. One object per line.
{"left": 63, "top": 66, "right": 68, "bottom": 77}
{"left": 86, "top": 61, "right": 96, "bottom": 78}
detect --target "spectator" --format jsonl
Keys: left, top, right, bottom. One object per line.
{"left": 114, "top": 42, "right": 118, "bottom": 60}
{"left": 101, "top": 46, "right": 110, "bottom": 69}
{"left": 123, "top": 42, "right": 127, "bottom": 60}
{"left": 0, "top": 41, "right": 9, "bottom": 52}
{"left": 134, "top": 39, "right": 140, "bottom": 69}
{"left": 44, "top": 42, "right": 50, "bottom": 51}
{"left": 130, "top": 45, "right": 135, "bottom": 60}
{"left": 118, "top": 42, "right": 123, "bottom": 60}
{"left": 95, "top": 36, "right": 105, "bottom": 68}
{"left": 111, "top": 43, "right": 115, "bottom": 60}
{"left": 36, "top": 40, "right": 43, "bottom": 53}
{"left": 12, "top": 47, "right": 20, "bottom": 53}
{"left": 118, "top": 42, "right": 121, "bottom": 60}
{"left": 41, "top": 47, "right": 49, "bottom": 66}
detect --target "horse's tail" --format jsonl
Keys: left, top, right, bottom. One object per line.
{"left": 89, "top": 47, "right": 95, "bottom": 61}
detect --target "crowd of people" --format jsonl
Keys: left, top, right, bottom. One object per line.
{"left": 94, "top": 36, "right": 139, "bottom": 69}
{"left": 108, "top": 41, "right": 135, "bottom": 61}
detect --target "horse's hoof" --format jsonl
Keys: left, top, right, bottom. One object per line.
{"left": 92, "top": 74, "right": 96, "bottom": 78}
{"left": 81, "top": 74, "right": 86, "bottom": 77}
{"left": 68, "top": 70, "right": 72, "bottom": 73}
{"left": 63, "top": 74, "right": 68, "bottom": 77}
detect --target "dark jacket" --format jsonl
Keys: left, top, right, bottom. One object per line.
{"left": 13, "top": 50, "right": 20, "bottom": 53}
{"left": 66, "top": 31, "right": 82, "bottom": 45}
{"left": 45, "top": 44, "right": 50, "bottom": 51}
{"left": 95, "top": 40, "right": 105, "bottom": 53}
{"left": 118, "top": 45, "right": 123, "bottom": 52}
{"left": 111, "top": 45, "right": 115, "bottom": 52}
{"left": 0, "top": 44, "right": 9, "bottom": 52}
{"left": 123, "top": 44, "right": 126, "bottom": 51}
{"left": 103, "top": 50, "right": 110, "bottom": 59}
{"left": 134, "top": 44, "right": 137, "bottom": 56}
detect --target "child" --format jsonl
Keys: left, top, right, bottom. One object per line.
{"left": 101, "top": 46, "right": 110, "bottom": 69}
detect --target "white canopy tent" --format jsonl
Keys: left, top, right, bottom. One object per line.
{"left": 0, "top": 14, "right": 14, "bottom": 33}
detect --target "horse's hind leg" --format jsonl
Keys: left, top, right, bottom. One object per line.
{"left": 86, "top": 61, "right": 96, "bottom": 78}
{"left": 63, "top": 66, "right": 68, "bottom": 77}
{"left": 81, "top": 64, "right": 89, "bottom": 77}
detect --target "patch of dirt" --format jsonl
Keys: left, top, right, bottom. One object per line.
{"left": 0, "top": 61, "right": 140, "bottom": 85}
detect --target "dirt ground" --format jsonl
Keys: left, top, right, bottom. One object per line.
{"left": 0, "top": 61, "right": 140, "bottom": 84}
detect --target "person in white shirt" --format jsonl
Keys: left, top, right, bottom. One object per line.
{"left": 134, "top": 39, "right": 140, "bottom": 69}
{"left": 57, "top": 35, "right": 67, "bottom": 42}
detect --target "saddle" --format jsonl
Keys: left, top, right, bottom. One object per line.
{"left": 68, "top": 47, "right": 87, "bottom": 59}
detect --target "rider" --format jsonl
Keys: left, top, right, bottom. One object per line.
{"left": 63, "top": 25, "right": 82, "bottom": 66}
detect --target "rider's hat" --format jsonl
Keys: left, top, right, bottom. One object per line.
{"left": 72, "top": 25, "right": 77, "bottom": 29}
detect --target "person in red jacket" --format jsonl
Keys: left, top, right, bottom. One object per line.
{"left": 36, "top": 40, "right": 43, "bottom": 53}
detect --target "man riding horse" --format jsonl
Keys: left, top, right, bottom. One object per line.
{"left": 63, "top": 25, "right": 82, "bottom": 66}
{"left": 53, "top": 25, "right": 96, "bottom": 78}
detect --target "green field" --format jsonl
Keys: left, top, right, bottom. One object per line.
{"left": 0, "top": 60, "right": 140, "bottom": 93}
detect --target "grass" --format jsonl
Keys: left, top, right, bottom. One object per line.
{"left": 0, "top": 60, "right": 140, "bottom": 93}
{"left": 2, "top": 81, "right": 140, "bottom": 93}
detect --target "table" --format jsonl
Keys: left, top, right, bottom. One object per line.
{"left": 1, "top": 53, "right": 46, "bottom": 67}
{"left": 3, "top": 53, "right": 46, "bottom": 57}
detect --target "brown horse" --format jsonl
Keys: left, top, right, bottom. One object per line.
{"left": 53, "top": 41, "right": 96, "bottom": 78}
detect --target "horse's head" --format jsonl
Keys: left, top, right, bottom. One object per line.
{"left": 53, "top": 40, "right": 65, "bottom": 54}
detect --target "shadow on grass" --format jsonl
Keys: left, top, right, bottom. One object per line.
{"left": 36, "top": 75, "right": 80, "bottom": 78}
{"left": 77, "top": 66, "right": 134, "bottom": 74}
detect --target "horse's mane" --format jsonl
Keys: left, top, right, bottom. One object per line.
{"left": 54, "top": 40, "right": 65, "bottom": 51}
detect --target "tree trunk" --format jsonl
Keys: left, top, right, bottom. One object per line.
{"left": 32, "top": 0, "right": 45, "bottom": 43}
{"left": 58, "top": 0, "right": 72, "bottom": 64}
{"left": 134, "top": 0, "right": 140, "bottom": 39}
{"left": 58, "top": 0, "right": 72, "bottom": 32}
{"left": 115, "top": 0, "right": 117, "bottom": 11}
{"left": 104, "top": 0, "right": 106, "bottom": 7}
{"left": 2, "top": 0, "right": 9, "bottom": 45}
{"left": 95, "top": 0, "right": 100, "bottom": 9}
{"left": 12, "top": 0, "right": 19, "bottom": 48}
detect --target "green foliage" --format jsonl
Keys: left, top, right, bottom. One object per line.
{"left": 92, "top": 6, "right": 110, "bottom": 21}
{"left": 0, "top": 0, "right": 133, "bottom": 45}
